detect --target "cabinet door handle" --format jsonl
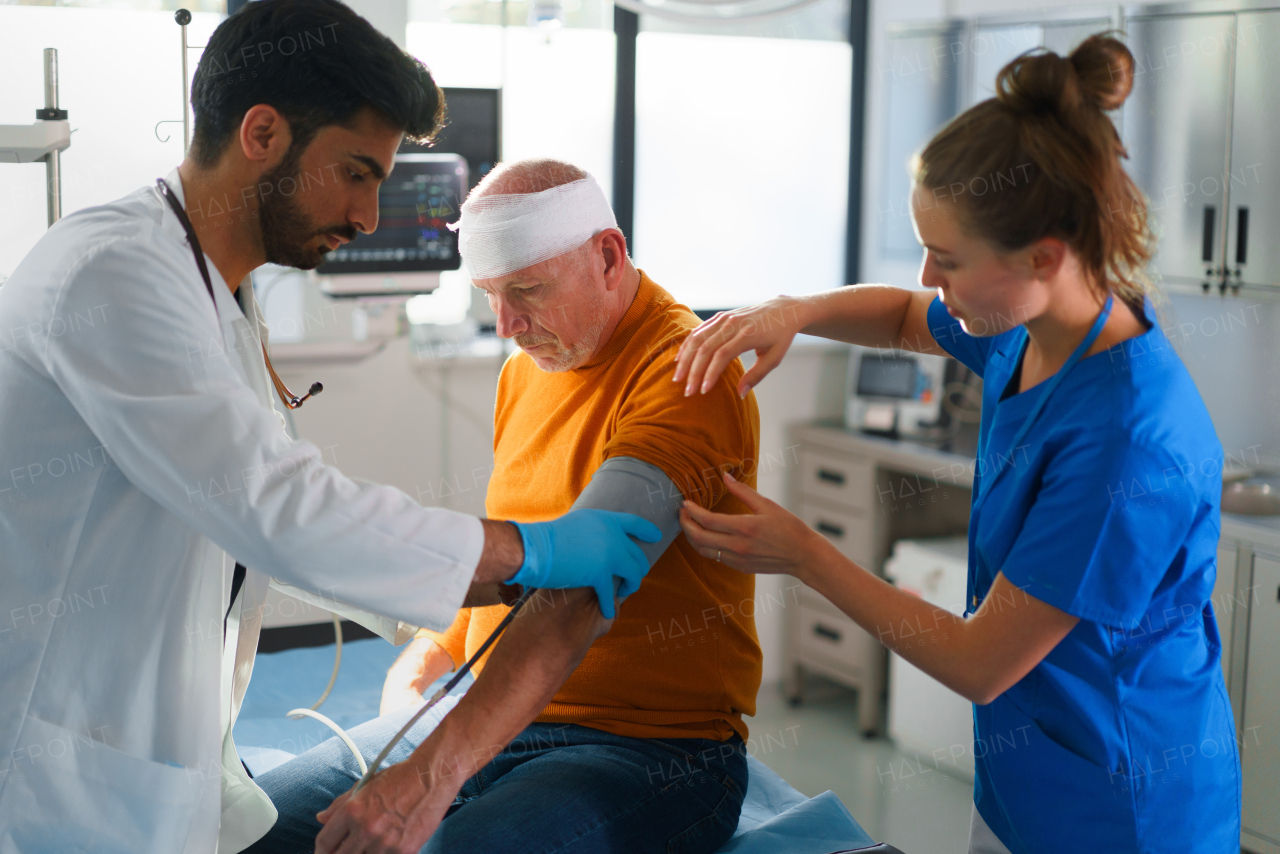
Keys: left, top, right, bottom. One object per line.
{"left": 815, "top": 521, "right": 845, "bottom": 538}
{"left": 813, "top": 623, "right": 842, "bottom": 642}
{"left": 1202, "top": 205, "right": 1216, "bottom": 263}
{"left": 816, "top": 468, "right": 846, "bottom": 486}
{"left": 1236, "top": 206, "right": 1249, "bottom": 265}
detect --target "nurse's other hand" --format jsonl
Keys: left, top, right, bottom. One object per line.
{"left": 678, "top": 473, "right": 831, "bottom": 580}
{"left": 315, "top": 761, "right": 451, "bottom": 854}
{"left": 673, "top": 296, "right": 804, "bottom": 398}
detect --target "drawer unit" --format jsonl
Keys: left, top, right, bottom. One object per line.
{"left": 798, "top": 499, "right": 875, "bottom": 569}
{"left": 798, "top": 448, "right": 873, "bottom": 511}
{"left": 784, "top": 425, "right": 975, "bottom": 737}
{"left": 798, "top": 583, "right": 846, "bottom": 620}
{"left": 796, "top": 604, "right": 877, "bottom": 685}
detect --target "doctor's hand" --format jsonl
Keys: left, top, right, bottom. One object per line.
{"left": 511, "top": 509, "right": 661, "bottom": 618}
{"left": 315, "top": 759, "right": 452, "bottom": 854}
{"left": 673, "top": 296, "right": 805, "bottom": 399}
{"left": 679, "top": 473, "right": 835, "bottom": 581}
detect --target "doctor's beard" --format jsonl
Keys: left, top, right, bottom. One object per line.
{"left": 258, "top": 153, "right": 355, "bottom": 270}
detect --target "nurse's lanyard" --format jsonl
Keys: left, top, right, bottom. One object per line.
{"left": 154, "top": 178, "right": 323, "bottom": 410}
{"left": 972, "top": 294, "right": 1114, "bottom": 513}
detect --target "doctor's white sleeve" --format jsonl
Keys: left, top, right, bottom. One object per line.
{"left": 38, "top": 238, "right": 481, "bottom": 633}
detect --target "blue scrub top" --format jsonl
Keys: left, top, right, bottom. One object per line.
{"left": 927, "top": 295, "right": 1240, "bottom": 854}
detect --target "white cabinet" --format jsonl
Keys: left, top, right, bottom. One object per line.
{"left": 1242, "top": 553, "right": 1280, "bottom": 853}
{"left": 1220, "top": 521, "right": 1280, "bottom": 854}
{"left": 1214, "top": 543, "right": 1240, "bottom": 686}
{"left": 885, "top": 537, "right": 973, "bottom": 781}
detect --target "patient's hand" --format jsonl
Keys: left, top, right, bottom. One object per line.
{"left": 317, "top": 588, "right": 614, "bottom": 853}
{"left": 316, "top": 757, "right": 452, "bottom": 854}
{"left": 379, "top": 636, "right": 456, "bottom": 717}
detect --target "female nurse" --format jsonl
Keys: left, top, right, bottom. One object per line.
{"left": 672, "top": 34, "right": 1239, "bottom": 854}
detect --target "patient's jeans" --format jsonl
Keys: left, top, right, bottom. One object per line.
{"left": 243, "top": 700, "right": 748, "bottom": 854}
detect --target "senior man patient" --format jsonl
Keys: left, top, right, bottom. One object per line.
{"left": 244, "top": 158, "right": 763, "bottom": 854}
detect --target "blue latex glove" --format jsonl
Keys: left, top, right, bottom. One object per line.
{"left": 511, "top": 509, "right": 662, "bottom": 619}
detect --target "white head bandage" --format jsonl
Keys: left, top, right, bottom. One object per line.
{"left": 450, "top": 174, "right": 618, "bottom": 280}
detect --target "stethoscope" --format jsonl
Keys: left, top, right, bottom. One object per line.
{"left": 155, "top": 177, "right": 323, "bottom": 409}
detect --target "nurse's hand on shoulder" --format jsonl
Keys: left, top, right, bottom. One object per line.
{"left": 673, "top": 296, "right": 804, "bottom": 399}
{"left": 679, "top": 473, "right": 831, "bottom": 580}
{"left": 315, "top": 759, "right": 450, "bottom": 854}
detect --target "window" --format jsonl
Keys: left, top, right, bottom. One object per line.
{"left": 405, "top": 0, "right": 617, "bottom": 325}
{"left": 632, "top": 0, "right": 852, "bottom": 310}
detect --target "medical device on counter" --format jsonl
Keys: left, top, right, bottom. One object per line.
{"left": 846, "top": 347, "right": 947, "bottom": 438}
{"left": 0, "top": 48, "right": 71, "bottom": 227}
{"left": 316, "top": 153, "right": 469, "bottom": 299}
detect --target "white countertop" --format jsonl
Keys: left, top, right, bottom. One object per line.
{"left": 1222, "top": 513, "right": 1280, "bottom": 553}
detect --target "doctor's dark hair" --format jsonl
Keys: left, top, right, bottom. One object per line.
{"left": 188, "top": 0, "right": 444, "bottom": 169}
{"left": 912, "top": 33, "right": 1152, "bottom": 304}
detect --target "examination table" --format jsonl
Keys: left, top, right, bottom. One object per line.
{"left": 234, "top": 638, "right": 903, "bottom": 854}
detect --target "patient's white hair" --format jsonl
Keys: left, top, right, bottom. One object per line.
{"left": 473, "top": 158, "right": 589, "bottom": 197}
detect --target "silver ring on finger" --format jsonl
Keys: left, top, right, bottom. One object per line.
{"left": 716, "top": 550, "right": 722, "bottom": 562}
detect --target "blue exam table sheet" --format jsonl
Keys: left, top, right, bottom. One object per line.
{"left": 234, "top": 639, "right": 876, "bottom": 854}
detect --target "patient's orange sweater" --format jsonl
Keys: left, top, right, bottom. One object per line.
{"left": 419, "top": 271, "right": 762, "bottom": 742}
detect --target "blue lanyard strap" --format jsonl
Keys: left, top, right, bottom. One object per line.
{"left": 976, "top": 294, "right": 1114, "bottom": 504}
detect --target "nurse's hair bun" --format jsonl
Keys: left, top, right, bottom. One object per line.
{"left": 996, "top": 34, "right": 1135, "bottom": 117}
{"left": 912, "top": 31, "right": 1152, "bottom": 306}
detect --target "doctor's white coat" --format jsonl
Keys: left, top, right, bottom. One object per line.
{"left": 0, "top": 171, "right": 483, "bottom": 852}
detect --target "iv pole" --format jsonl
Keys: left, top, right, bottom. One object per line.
{"left": 177, "top": 8, "right": 192, "bottom": 156}
{"left": 41, "top": 49, "right": 65, "bottom": 225}
{"left": 0, "top": 49, "right": 71, "bottom": 227}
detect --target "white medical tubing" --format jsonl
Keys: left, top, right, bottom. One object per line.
{"left": 309, "top": 614, "right": 343, "bottom": 711}
{"left": 285, "top": 708, "right": 369, "bottom": 777}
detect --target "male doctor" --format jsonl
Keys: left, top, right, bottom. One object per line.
{"left": 0, "top": 1, "right": 657, "bottom": 851}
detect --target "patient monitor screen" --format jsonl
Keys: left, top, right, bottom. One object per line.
{"left": 316, "top": 153, "right": 467, "bottom": 275}
{"left": 857, "top": 355, "right": 918, "bottom": 399}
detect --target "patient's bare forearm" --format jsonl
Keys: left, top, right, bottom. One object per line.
{"left": 462, "top": 583, "right": 502, "bottom": 608}
{"left": 462, "top": 582, "right": 525, "bottom": 608}
{"left": 405, "top": 588, "right": 609, "bottom": 792}
{"left": 471, "top": 519, "right": 524, "bottom": 586}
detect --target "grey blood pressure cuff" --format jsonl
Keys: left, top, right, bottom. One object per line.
{"left": 495, "top": 457, "right": 686, "bottom": 605}
{"left": 570, "top": 456, "right": 685, "bottom": 566}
